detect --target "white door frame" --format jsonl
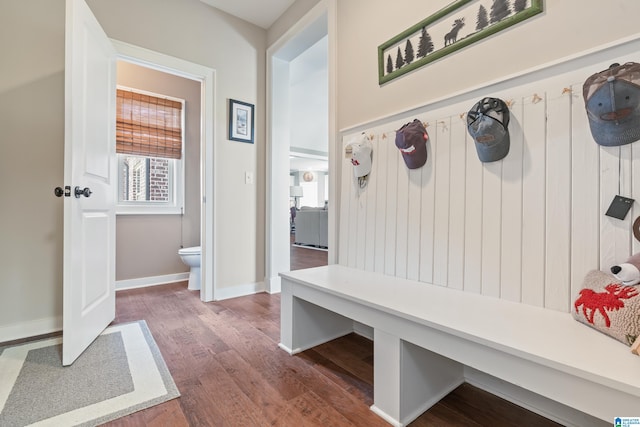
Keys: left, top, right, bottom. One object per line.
{"left": 112, "top": 40, "right": 217, "bottom": 302}
{"left": 265, "top": 0, "right": 338, "bottom": 293}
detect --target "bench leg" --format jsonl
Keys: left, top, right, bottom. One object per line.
{"left": 279, "top": 281, "right": 354, "bottom": 354}
{"left": 371, "top": 329, "right": 464, "bottom": 427}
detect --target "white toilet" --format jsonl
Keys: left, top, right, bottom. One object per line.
{"left": 178, "top": 246, "right": 201, "bottom": 290}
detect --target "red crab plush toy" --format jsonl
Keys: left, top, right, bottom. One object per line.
{"left": 573, "top": 266, "right": 640, "bottom": 355}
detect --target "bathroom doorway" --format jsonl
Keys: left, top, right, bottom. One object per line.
{"left": 114, "top": 61, "right": 200, "bottom": 292}
{"left": 113, "top": 41, "right": 216, "bottom": 302}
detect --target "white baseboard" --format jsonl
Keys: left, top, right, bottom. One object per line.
{"left": 265, "top": 275, "right": 281, "bottom": 294}
{"left": 115, "top": 273, "right": 189, "bottom": 291}
{"left": 214, "top": 281, "right": 267, "bottom": 301}
{"left": 464, "top": 368, "right": 607, "bottom": 427}
{"left": 0, "top": 316, "right": 62, "bottom": 344}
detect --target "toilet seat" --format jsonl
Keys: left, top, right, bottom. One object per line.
{"left": 179, "top": 246, "right": 201, "bottom": 255}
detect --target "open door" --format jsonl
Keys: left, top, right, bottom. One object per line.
{"left": 62, "top": 0, "right": 116, "bottom": 366}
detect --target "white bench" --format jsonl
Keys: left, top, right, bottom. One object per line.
{"left": 279, "top": 265, "right": 640, "bottom": 427}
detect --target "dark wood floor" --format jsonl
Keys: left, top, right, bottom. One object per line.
{"left": 290, "top": 232, "right": 328, "bottom": 271}
{"left": 106, "top": 281, "right": 560, "bottom": 426}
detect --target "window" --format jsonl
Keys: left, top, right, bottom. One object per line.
{"left": 116, "top": 87, "right": 184, "bottom": 214}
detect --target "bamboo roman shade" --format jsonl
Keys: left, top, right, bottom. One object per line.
{"left": 116, "top": 89, "right": 183, "bottom": 159}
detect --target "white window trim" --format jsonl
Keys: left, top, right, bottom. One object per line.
{"left": 115, "top": 85, "right": 186, "bottom": 215}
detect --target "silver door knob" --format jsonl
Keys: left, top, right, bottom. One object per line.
{"left": 74, "top": 186, "right": 92, "bottom": 198}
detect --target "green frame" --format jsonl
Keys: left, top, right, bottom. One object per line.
{"left": 378, "top": 0, "right": 543, "bottom": 85}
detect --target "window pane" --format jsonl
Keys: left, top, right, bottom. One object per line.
{"left": 119, "top": 155, "right": 172, "bottom": 203}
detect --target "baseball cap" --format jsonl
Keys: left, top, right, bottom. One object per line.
{"left": 350, "top": 133, "right": 372, "bottom": 178}
{"left": 467, "top": 97, "right": 510, "bottom": 162}
{"left": 583, "top": 62, "right": 640, "bottom": 147}
{"left": 395, "top": 119, "right": 428, "bottom": 169}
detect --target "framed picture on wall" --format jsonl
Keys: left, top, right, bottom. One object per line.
{"left": 378, "top": 0, "right": 543, "bottom": 85}
{"left": 228, "top": 99, "right": 255, "bottom": 143}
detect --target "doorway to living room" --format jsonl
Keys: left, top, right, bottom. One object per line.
{"left": 266, "top": 1, "right": 335, "bottom": 291}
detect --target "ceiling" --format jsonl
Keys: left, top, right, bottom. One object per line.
{"left": 199, "top": 0, "right": 296, "bottom": 29}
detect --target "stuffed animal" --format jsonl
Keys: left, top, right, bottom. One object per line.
{"left": 610, "top": 252, "right": 640, "bottom": 286}
{"left": 574, "top": 269, "right": 640, "bottom": 355}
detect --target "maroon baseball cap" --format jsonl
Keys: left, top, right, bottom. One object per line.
{"left": 395, "top": 119, "right": 428, "bottom": 169}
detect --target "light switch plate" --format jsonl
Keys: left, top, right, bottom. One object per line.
{"left": 245, "top": 171, "right": 254, "bottom": 184}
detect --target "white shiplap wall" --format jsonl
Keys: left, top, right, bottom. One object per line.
{"left": 338, "top": 41, "right": 640, "bottom": 313}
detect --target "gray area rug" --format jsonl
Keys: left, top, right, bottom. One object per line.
{"left": 0, "top": 320, "right": 180, "bottom": 427}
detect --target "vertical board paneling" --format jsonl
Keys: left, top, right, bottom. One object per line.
{"left": 463, "top": 117, "right": 483, "bottom": 294}
{"left": 481, "top": 158, "right": 502, "bottom": 298}
{"left": 545, "top": 92, "right": 572, "bottom": 312}
{"left": 618, "top": 145, "right": 633, "bottom": 262}
{"left": 448, "top": 116, "right": 467, "bottom": 290}
{"left": 570, "top": 84, "right": 600, "bottom": 301}
{"left": 406, "top": 162, "right": 423, "bottom": 281}
{"left": 521, "top": 95, "right": 546, "bottom": 307}
{"left": 433, "top": 118, "right": 452, "bottom": 286}
{"left": 364, "top": 133, "right": 379, "bottom": 272}
{"left": 338, "top": 54, "right": 640, "bottom": 313}
{"left": 384, "top": 127, "right": 399, "bottom": 275}
{"left": 355, "top": 163, "right": 368, "bottom": 270}
{"left": 374, "top": 131, "right": 390, "bottom": 273}
{"left": 419, "top": 120, "right": 437, "bottom": 283}
{"left": 633, "top": 142, "right": 640, "bottom": 256}
{"left": 347, "top": 139, "right": 359, "bottom": 267}
{"left": 500, "top": 99, "right": 524, "bottom": 302}
{"left": 395, "top": 143, "right": 410, "bottom": 279}
{"left": 600, "top": 145, "right": 632, "bottom": 269}
{"left": 338, "top": 137, "right": 351, "bottom": 266}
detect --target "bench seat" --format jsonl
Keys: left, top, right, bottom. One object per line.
{"left": 279, "top": 265, "right": 639, "bottom": 427}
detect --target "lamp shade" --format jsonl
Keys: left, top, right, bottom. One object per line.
{"left": 289, "top": 186, "right": 303, "bottom": 197}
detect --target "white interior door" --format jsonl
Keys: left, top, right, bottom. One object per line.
{"left": 62, "top": 0, "right": 116, "bottom": 366}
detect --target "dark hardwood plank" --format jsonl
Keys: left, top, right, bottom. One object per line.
{"left": 290, "top": 233, "right": 327, "bottom": 271}
{"left": 100, "top": 278, "right": 561, "bottom": 427}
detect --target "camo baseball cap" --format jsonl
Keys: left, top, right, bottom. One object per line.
{"left": 467, "top": 97, "right": 510, "bottom": 162}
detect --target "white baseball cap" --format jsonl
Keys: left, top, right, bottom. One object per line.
{"left": 350, "top": 133, "right": 373, "bottom": 178}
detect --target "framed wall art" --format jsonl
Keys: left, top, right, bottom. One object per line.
{"left": 378, "top": 0, "right": 543, "bottom": 85}
{"left": 228, "top": 99, "right": 255, "bottom": 143}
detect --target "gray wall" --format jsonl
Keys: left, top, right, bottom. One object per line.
{"left": 0, "top": 0, "right": 266, "bottom": 341}
{"left": 115, "top": 61, "right": 201, "bottom": 281}
{"left": 0, "top": 0, "right": 65, "bottom": 337}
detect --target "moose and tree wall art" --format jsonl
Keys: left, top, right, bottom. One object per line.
{"left": 378, "top": 0, "right": 543, "bottom": 85}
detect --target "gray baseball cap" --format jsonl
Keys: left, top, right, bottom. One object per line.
{"left": 583, "top": 62, "right": 640, "bottom": 147}
{"left": 467, "top": 97, "right": 510, "bottom": 162}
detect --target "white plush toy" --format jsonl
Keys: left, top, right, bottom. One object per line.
{"left": 610, "top": 252, "right": 640, "bottom": 286}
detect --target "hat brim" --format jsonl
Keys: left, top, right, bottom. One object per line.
{"left": 400, "top": 143, "right": 427, "bottom": 169}
{"left": 474, "top": 134, "right": 510, "bottom": 162}
{"left": 468, "top": 115, "right": 510, "bottom": 162}
{"left": 587, "top": 116, "right": 640, "bottom": 146}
